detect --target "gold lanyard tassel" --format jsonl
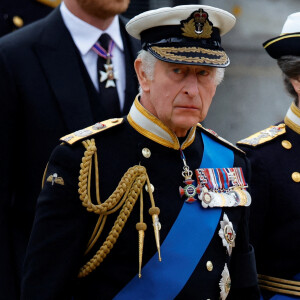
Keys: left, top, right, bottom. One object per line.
{"left": 77, "top": 139, "right": 160, "bottom": 278}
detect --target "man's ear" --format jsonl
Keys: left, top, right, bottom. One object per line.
{"left": 134, "top": 58, "right": 151, "bottom": 93}
{"left": 290, "top": 77, "right": 300, "bottom": 94}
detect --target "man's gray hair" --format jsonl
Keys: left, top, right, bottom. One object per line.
{"left": 277, "top": 55, "right": 300, "bottom": 105}
{"left": 137, "top": 50, "right": 225, "bottom": 94}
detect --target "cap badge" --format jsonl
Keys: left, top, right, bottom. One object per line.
{"left": 181, "top": 9, "right": 213, "bottom": 39}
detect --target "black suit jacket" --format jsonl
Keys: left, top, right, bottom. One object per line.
{"left": 0, "top": 7, "right": 140, "bottom": 300}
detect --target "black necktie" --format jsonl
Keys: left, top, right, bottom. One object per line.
{"left": 97, "top": 33, "right": 121, "bottom": 118}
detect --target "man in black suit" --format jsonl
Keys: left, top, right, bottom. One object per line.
{"left": 0, "top": 0, "right": 140, "bottom": 298}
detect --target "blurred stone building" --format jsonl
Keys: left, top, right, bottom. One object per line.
{"left": 201, "top": 0, "right": 299, "bottom": 142}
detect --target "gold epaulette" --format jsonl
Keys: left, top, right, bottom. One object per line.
{"left": 60, "top": 118, "right": 123, "bottom": 145}
{"left": 237, "top": 123, "right": 286, "bottom": 147}
{"left": 197, "top": 124, "right": 245, "bottom": 154}
{"left": 36, "top": 0, "right": 61, "bottom": 8}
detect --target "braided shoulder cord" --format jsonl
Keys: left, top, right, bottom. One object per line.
{"left": 77, "top": 139, "right": 161, "bottom": 278}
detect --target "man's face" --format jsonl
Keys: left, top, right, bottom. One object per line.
{"left": 76, "top": 0, "right": 130, "bottom": 19}
{"left": 140, "top": 60, "right": 218, "bottom": 137}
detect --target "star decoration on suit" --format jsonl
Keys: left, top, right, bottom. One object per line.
{"left": 219, "top": 263, "right": 231, "bottom": 300}
{"left": 218, "top": 213, "right": 236, "bottom": 255}
{"left": 100, "top": 63, "right": 118, "bottom": 88}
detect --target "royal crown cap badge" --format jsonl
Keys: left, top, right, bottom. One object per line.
{"left": 181, "top": 9, "right": 213, "bottom": 39}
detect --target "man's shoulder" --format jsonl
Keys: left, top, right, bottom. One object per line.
{"left": 47, "top": 118, "right": 124, "bottom": 169}
{"left": 60, "top": 118, "right": 124, "bottom": 145}
{"left": 0, "top": 9, "right": 58, "bottom": 50}
{"left": 118, "top": 15, "right": 140, "bottom": 52}
{"left": 237, "top": 123, "right": 286, "bottom": 149}
{"left": 197, "top": 124, "right": 245, "bottom": 155}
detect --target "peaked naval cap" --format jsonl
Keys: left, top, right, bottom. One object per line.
{"left": 126, "top": 5, "right": 236, "bottom": 68}
{"left": 263, "top": 12, "right": 300, "bottom": 59}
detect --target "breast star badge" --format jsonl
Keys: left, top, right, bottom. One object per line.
{"left": 218, "top": 213, "right": 236, "bottom": 255}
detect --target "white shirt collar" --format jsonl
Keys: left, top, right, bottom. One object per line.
{"left": 284, "top": 101, "right": 300, "bottom": 134}
{"left": 127, "top": 96, "right": 197, "bottom": 150}
{"left": 60, "top": 2, "right": 124, "bottom": 56}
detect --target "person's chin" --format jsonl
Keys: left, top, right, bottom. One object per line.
{"left": 175, "top": 118, "right": 199, "bottom": 130}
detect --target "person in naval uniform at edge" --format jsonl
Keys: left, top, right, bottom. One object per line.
{"left": 238, "top": 12, "right": 300, "bottom": 300}
{"left": 21, "top": 5, "right": 260, "bottom": 300}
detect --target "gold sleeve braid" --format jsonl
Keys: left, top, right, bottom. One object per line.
{"left": 78, "top": 139, "right": 161, "bottom": 278}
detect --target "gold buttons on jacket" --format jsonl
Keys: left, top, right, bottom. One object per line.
{"left": 281, "top": 140, "right": 292, "bottom": 149}
{"left": 145, "top": 183, "right": 155, "bottom": 193}
{"left": 12, "top": 16, "right": 24, "bottom": 28}
{"left": 292, "top": 172, "right": 300, "bottom": 183}
{"left": 142, "top": 148, "right": 151, "bottom": 158}
{"left": 206, "top": 261, "right": 213, "bottom": 271}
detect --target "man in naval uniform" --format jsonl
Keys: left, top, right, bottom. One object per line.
{"left": 238, "top": 12, "right": 300, "bottom": 300}
{"left": 21, "top": 5, "right": 260, "bottom": 300}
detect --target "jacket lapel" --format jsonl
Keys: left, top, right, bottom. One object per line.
{"left": 119, "top": 16, "right": 141, "bottom": 115}
{"left": 33, "top": 8, "right": 94, "bottom": 133}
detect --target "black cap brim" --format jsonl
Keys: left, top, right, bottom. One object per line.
{"left": 263, "top": 32, "right": 300, "bottom": 59}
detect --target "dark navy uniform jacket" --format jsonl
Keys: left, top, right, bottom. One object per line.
{"left": 238, "top": 102, "right": 300, "bottom": 299}
{"left": 21, "top": 98, "right": 259, "bottom": 300}
{"left": 0, "top": 7, "right": 139, "bottom": 299}
{"left": 0, "top": 0, "right": 57, "bottom": 37}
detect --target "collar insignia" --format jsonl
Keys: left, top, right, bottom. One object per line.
{"left": 181, "top": 9, "right": 213, "bottom": 39}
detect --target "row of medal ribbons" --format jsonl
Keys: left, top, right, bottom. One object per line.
{"left": 195, "top": 167, "right": 252, "bottom": 208}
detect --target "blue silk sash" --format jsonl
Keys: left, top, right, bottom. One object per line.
{"left": 114, "top": 132, "right": 234, "bottom": 300}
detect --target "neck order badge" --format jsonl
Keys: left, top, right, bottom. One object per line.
{"left": 93, "top": 34, "right": 118, "bottom": 88}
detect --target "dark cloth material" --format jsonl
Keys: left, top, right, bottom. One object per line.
{"left": 21, "top": 119, "right": 259, "bottom": 300}
{"left": 0, "top": 0, "right": 54, "bottom": 37}
{"left": 0, "top": 7, "right": 140, "bottom": 299}
{"left": 239, "top": 123, "right": 300, "bottom": 300}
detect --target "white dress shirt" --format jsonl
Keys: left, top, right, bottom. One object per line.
{"left": 60, "top": 2, "right": 126, "bottom": 110}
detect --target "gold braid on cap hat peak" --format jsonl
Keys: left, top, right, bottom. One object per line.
{"left": 77, "top": 139, "right": 161, "bottom": 278}
{"left": 151, "top": 46, "right": 228, "bottom": 65}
